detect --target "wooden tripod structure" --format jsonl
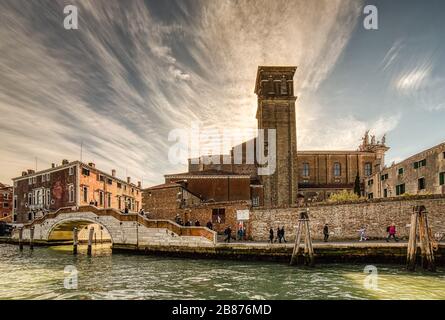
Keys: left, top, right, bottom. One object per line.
{"left": 406, "top": 205, "right": 436, "bottom": 272}
{"left": 290, "top": 210, "right": 315, "bottom": 266}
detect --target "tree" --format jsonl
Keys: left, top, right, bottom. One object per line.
{"left": 354, "top": 173, "right": 361, "bottom": 196}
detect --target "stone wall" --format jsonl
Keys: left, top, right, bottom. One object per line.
{"left": 250, "top": 195, "right": 445, "bottom": 241}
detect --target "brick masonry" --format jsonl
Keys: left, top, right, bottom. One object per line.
{"left": 250, "top": 195, "right": 445, "bottom": 241}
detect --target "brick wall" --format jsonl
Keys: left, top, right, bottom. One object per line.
{"left": 250, "top": 195, "right": 445, "bottom": 241}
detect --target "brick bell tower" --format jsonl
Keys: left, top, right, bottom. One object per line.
{"left": 254, "top": 66, "right": 298, "bottom": 208}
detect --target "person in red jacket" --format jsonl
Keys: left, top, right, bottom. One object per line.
{"left": 386, "top": 223, "right": 399, "bottom": 242}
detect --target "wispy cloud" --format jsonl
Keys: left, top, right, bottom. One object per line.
{"left": 0, "top": 0, "right": 362, "bottom": 185}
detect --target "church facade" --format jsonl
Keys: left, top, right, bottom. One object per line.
{"left": 142, "top": 66, "right": 390, "bottom": 232}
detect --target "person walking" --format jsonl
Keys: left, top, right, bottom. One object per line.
{"left": 323, "top": 224, "right": 329, "bottom": 242}
{"left": 386, "top": 223, "right": 398, "bottom": 242}
{"left": 358, "top": 226, "right": 368, "bottom": 241}
{"left": 277, "top": 227, "right": 282, "bottom": 243}
{"left": 224, "top": 226, "right": 232, "bottom": 243}
{"left": 281, "top": 226, "right": 287, "bottom": 243}
{"left": 269, "top": 228, "right": 274, "bottom": 243}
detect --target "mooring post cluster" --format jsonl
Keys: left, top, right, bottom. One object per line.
{"left": 290, "top": 209, "right": 315, "bottom": 267}
{"left": 406, "top": 205, "right": 436, "bottom": 272}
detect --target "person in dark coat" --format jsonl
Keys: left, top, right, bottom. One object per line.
{"left": 277, "top": 227, "right": 282, "bottom": 243}
{"left": 281, "top": 226, "right": 287, "bottom": 243}
{"left": 269, "top": 228, "right": 274, "bottom": 243}
{"left": 323, "top": 224, "right": 329, "bottom": 242}
{"left": 195, "top": 220, "right": 200, "bottom": 227}
{"left": 224, "top": 226, "right": 232, "bottom": 243}
{"left": 206, "top": 221, "right": 213, "bottom": 230}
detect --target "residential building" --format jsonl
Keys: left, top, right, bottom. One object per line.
{"left": 0, "top": 183, "right": 13, "bottom": 222}
{"left": 12, "top": 160, "right": 142, "bottom": 223}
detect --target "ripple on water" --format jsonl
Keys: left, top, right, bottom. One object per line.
{"left": 1, "top": 244, "right": 445, "bottom": 300}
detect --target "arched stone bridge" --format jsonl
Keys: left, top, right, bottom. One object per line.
{"left": 13, "top": 206, "right": 216, "bottom": 247}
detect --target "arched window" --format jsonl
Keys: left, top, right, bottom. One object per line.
{"left": 333, "top": 163, "right": 341, "bottom": 177}
{"left": 302, "top": 163, "right": 310, "bottom": 177}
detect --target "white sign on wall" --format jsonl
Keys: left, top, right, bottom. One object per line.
{"left": 236, "top": 210, "right": 250, "bottom": 221}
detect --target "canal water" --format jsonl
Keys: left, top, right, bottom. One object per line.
{"left": 1, "top": 243, "right": 445, "bottom": 300}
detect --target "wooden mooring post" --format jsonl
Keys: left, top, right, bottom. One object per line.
{"left": 87, "top": 227, "right": 94, "bottom": 256}
{"left": 406, "top": 205, "right": 436, "bottom": 272}
{"left": 290, "top": 209, "right": 315, "bottom": 267}
{"left": 29, "top": 226, "right": 35, "bottom": 250}
{"left": 18, "top": 227, "right": 23, "bottom": 251}
{"left": 73, "top": 227, "right": 78, "bottom": 255}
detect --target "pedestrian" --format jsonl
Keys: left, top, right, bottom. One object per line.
{"left": 386, "top": 223, "right": 398, "bottom": 242}
{"left": 124, "top": 207, "right": 129, "bottom": 214}
{"left": 281, "top": 226, "right": 287, "bottom": 243}
{"left": 175, "top": 214, "right": 181, "bottom": 225}
{"left": 238, "top": 228, "right": 243, "bottom": 241}
{"left": 206, "top": 221, "right": 213, "bottom": 230}
{"left": 185, "top": 220, "right": 191, "bottom": 226}
{"left": 276, "top": 227, "right": 282, "bottom": 243}
{"left": 323, "top": 224, "right": 329, "bottom": 242}
{"left": 358, "top": 226, "right": 368, "bottom": 241}
{"left": 269, "top": 228, "right": 274, "bottom": 243}
{"left": 139, "top": 208, "right": 145, "bottom": 216}
{"left": 195, "top": 220, "right": 200, "bottom": 227}
{"left": 224, "top": 226, "right": 232, "bottom": 243}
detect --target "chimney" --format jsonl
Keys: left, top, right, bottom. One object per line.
{"left": 127, "top": 177, "right": 131, "bottom": 184}
{"left": 27, "top": 169, "right": 35, "bottom": 174}
{"left": 112, "top": 169, "right": 116, "bottom": 177}
{"left": 137, "top": 181, "right": 142, "bottom": 188}
{"left": 22, "top": 171, "right": 28, "bottom": 176}
{"left": 88, "top": 162, "right": 95, "bottom": 168}
{"left": 62, "top": 159, "right": 69, "bottom": 165}
{"left": 51, "top": 163, "right": 55, "bottom": 168}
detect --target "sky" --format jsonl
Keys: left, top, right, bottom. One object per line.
{"left": 1, "top": 0, "right": 444, "bottom": 187}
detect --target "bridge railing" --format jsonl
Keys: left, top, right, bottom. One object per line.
{"left": 19, "top": 205, "right": 217, "bottom": 244}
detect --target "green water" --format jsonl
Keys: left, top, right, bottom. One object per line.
{"left": 1, "top": 243, "right": 445, "bottom": 300}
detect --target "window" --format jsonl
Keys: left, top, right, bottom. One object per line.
{"left": 396, "top": 184, "right": 405, "bottom": 196}
{"left": 118, "top": 196, "right": 121, "bottom": 210}
{"left": 98, "top": 175, "right": 105, "bottom": 182}
{"left": 14, "top": 195, "right": 17, "bottom": 209}
{"left": 28, "top": 178, "right": 32, "bottom": 185}
{"left": 252, "top": 196, "right": 260, "bottom": 207}
{"left": 212, "top": 208, "right": 226, "bottom": 223}
{"left": 42, "top": 174, "right": 46, "bottom": 182}
{"left": 99, "top": 191, "right": 104, "bottom": 206}
{"left": 82, "top": 168, "right": 90, "bottom": 176}
{"left": 32, "top": 177, "right": 36, "bottom": 184}
{"left": 3, "top": 203, "right": 9, "bottom": 208}
{"left": 28, "top": 193, "right": 32, "bottom": 206}
{"left": 443, "top": 151, "right": 445, "bottom": 159}
{"left": 368, "top": 193, "right": 373, "bottom": 199}
{"left": 107, "top": 193, "right": 111, "bottom": 208}
{"left": 107, "top": 178, "right": 112, "bottom": 185}
{"left": 302, "top": 163, "right": 310, "bottom": 177}
{"left": 418, "top": 177, "right": 426, "bottom": 190}
{"left": 367, "top": 179, "right": 374, "bottom": 186}
{"left": 383, "top": 189, "right": 388, "bottom": 198}
{"left": 414, "top": 159, "right": 426, "bottom": 169}
{"left": 333, "top": 163, "right": 341, "bottom": 177}
{"left": 46, "top": 189, "right": 51, "bottom": 206}
{"left": 440, "top": 172, "right": 445, "bottom": 186}
{"left": 83, "top": 187, "right": 88, "bottom": 203}
{"left": 381, "top": 173, "right": 389, "bottom": 181}
{"left": 117, "top": 183, "right": 122, "bottom": 189}
{"left": 68, "top": 185, "right": 74, "bottom": 202}
{"left": 364, "top": 163, "right": 372, "bottom": 176}
{"left": 69, "top": 167, "right": 74, "bottom": 175}
{"left": 398, "top": 168, "right": 404, "bottom": 175}
{"left": 46, "top": 173, "right": 50, "bottom": 181}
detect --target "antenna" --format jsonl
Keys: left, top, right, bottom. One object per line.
{"left": 35, "top": 157, "right": 38, "bottom": 171}
{"left": 80, "top": 140, "right": 83, "bottom": 162}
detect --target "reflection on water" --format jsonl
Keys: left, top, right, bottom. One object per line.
{"left": 0, "top": 244, "right": 444, "bottom": 300}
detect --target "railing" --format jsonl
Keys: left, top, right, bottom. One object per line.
{"left": 20, "top": 205, "right": 217, "bottom": 243}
